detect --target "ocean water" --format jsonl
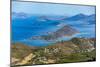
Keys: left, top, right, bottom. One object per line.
{"left": 12, "top": 15, "right": 96, "bottom": 46}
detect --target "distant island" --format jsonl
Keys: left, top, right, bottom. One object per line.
{"left": 30, "top": 25, "right": 79, "bottom": 41}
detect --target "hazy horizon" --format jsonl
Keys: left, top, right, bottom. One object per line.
{"left": 12, "top": 1, "right": 95, "bottom": 16}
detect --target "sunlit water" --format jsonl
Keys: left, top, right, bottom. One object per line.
{"left": 12, "top": 15, "right": 96, "bottom": 46}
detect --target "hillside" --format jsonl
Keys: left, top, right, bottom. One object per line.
{"left": 11, "top": 37, "right": 96, "bottom": 66}
{"left": 11, "top": 43, "right": 37, "bottom": 59}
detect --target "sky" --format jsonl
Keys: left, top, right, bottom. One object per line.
{"left": 12, "top": 1, "right": 95, "bottom": 16}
